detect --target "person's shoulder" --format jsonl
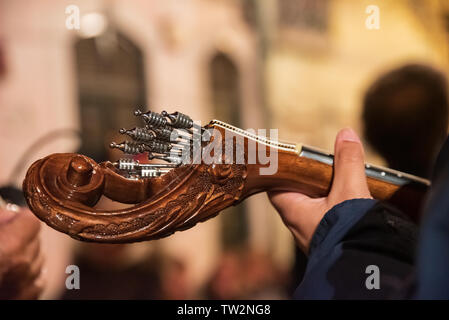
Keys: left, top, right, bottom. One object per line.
{"left": 432, "top": 136, "right": 449, "bottom": 183}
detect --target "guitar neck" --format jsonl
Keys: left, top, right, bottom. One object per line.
{"left": 211, "top": 120, "right": 429, "bottom": 222}
{"left": 299, "top": 144, "right": 430, "bottom": 188}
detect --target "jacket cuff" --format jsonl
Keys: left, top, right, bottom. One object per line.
{"left": 309, "top": 198, "right": 378, "bottom": 256}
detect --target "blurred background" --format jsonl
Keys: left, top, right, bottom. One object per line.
{"left": 1, "top": 0, "right": 449, "bottom": 299}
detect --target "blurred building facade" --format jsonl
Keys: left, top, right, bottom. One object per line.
{"left": 0, "top": 0, "right": 449, "bottom": 298}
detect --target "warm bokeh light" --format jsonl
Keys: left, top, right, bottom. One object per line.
{"left": 79, "top": 12, "right": 108, "bottom": 38}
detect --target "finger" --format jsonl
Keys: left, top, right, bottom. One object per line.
{"left": 20, "top": 234, "right": 41, "bottom": 264}
{"left": 0, "top": 205, "right": 20, "bottom": 225}
{"left": 0, "top": 208, "right": 41, "bottom": 254}
{"left": 267, "top": 191, "right": 324, "bottom": 230}
{"left": 267, "top": 191, "right": 310, "bottom": 218}
{"left": 267, "top": 191, "right": 327, "bottom": 253}
{"left": 2, "top": 251, "right": 45, "bottom": 300}
{"left": 329, "top": 128, "right": 371, "bottom": 202}
{"left": 15, "top": 280, "right": 43, "bottom": 300}
{"left": 27, "top": 250, "right": 45, "bottom": 282}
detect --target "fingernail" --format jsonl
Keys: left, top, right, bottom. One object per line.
{"left": 338, "top": 128, "right": 360, "bottom": 143}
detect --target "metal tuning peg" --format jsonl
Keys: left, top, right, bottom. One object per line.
{"left": 152, "top": 127, "right": 181, "bottom": 142}
{"left": 147, "top": 152, "right": 183, "bottom": 165}
{"left": 113, "top": 158, "right": 179, "bottom": 179}
{"left": 119, "top": 127, "right": 156, "bottom": 142}
{"left": 140, "top": 140, "right": 173, "bottom": 154}
{"left": 161, "top": 110, "right": 194, "bottom": 129}
{"left": 134, "top": 109, "right": 168, "bottom": 128}
{"left": 109, "top": 141, "right": 144, "bottom": 155}
{"left": 134, "top": 109, "right": 201, "bottom": 136}
{"left": 108, "top": 109, "right": 203, "bottom": 179}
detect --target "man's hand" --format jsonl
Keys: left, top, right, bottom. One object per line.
{"left": 268, "top": 128, "right": 372, "bottom": 254}
{"left": 0, "top": 205, "right": 44, "bottom": 299}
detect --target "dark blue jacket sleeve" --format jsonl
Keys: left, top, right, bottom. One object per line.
{"left": 294, "top": 198, "right": 418, "bottom": 299}
{"left": 413, "top": 137, "right": 449, "bottom": 299}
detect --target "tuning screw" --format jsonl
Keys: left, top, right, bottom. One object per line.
{"left": 134, "top": 109, "right": 168, "bottom": 128}
{"left": 119, "top": 127, "right": 156, "bottom": 142}
{"left": 162, "top": 111, "right": 193, "bottom": 129}
{"left": 110, "top": 141, "right": 144, "bottom": 155}
{"left": 140, "top": 140, "right": 173, "bottom": 154}
{"left": 153, "top": 127, "right": 174, "bottom": 142}
{"left": 148, "top": 152, "right": 182, "bottom": 165}
{"left": 116, "top": 158, "right": 139, "bottom": 171}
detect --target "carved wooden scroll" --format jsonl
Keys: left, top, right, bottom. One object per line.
{"left": 23, "top": 112, "right": 429, "bottom": 243}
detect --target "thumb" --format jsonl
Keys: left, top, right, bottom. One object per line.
{"left": 329, "top": 128, "right": 371, "bottom": 202}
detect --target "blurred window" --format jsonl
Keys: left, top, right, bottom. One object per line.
{"left": 74, "top": 31, "right": 146, "bottom": 161}
{"left": 210, "top": 53, "right": 248, "bottom": 248}
{"left": 278, "top": 0, "right": 329, "bottom": 32}
{"left": 241, "top": 0, "right": 258, "bottom": 29}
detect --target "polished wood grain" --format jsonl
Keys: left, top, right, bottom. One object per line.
{"left": 22, "top": 123, "right": 428, "bottom": 242}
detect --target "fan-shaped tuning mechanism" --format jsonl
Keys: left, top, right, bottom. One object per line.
{"left": 110, "top": 109, "right": 203, "bottom": 179}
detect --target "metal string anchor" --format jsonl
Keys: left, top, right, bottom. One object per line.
{"left": 113, "top": 158, "right": 177, "bottom": 178}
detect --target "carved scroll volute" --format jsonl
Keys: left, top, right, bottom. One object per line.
{"left": 29, "top": 154, "right": 105, "bottom": 207}
{"left": 23, "top": 151, "right": 248, "bottom": 243}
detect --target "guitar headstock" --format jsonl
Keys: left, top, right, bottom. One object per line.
{"left": 22, "top": 109, "right": 250, "bottom": 243}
